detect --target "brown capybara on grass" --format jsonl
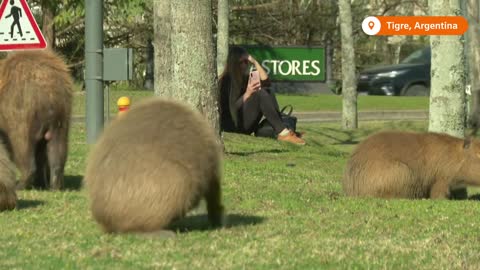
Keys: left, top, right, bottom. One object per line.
{"left": 0, "top": 50, "right": 73, "bottom": 190}
{"left": 0, "top": 140, "right": 16, "bottom": 211}
{"left": 343, "top": 131, "right": 480, "bottom": 199}
{"left": 84, "top": 98, "right": 224, "bottom": 234}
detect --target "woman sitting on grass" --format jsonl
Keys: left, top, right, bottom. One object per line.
{"left": 219, "top": 46, "right": 305, "bottom": 145}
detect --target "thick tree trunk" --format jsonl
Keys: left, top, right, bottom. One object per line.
{"left": 338, "top": 0, "right": 357, "bottom": 129}
{"left": 41, "top": 1, "right": 55, "bottom": 49}
{"left": 429, "top": 0, "right": 467, "bottom": 199}
{"left": 170, "top": 1, "right": 220, "bottom": 135}
{"left": 467, "top": 0, "right": 480, "bottom": 128}
{"left": 217, "top": 0, "right": 229, "bottom": 76}
{"left": 153, "top": 0, "right": 173, "bottom": 97}
{"left": 428, "top": 0, "right": 466, "bottom": 138}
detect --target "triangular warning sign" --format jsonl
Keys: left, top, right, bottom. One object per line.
{"left": 0, "top": 0, "right": 46, "bottom": 50}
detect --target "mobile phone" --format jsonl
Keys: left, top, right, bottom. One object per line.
{"left": 249, "top": 70, "right": 260, "bottom": 87}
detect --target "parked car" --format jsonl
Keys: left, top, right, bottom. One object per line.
{"left": 357, "top": 47, "right": 431, "bottom": 96}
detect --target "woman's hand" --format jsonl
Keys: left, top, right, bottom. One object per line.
{"left": 247, "top": 54, "right": 269, "bottom": 81}
{"left": 243, "top": 80, "right": 261, "bottom": 102}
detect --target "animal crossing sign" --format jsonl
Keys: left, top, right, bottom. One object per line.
{"left": 0, "top": 0, "right": 46, "bottom": 50}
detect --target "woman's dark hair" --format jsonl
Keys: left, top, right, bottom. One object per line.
{"left": 219, "top": 46, "right": 248, "bottom": 129}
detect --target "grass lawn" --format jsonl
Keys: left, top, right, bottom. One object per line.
{"left": 72, "top": 90, "right": 429, "bottom": 116}
{"left": 2, "top": 120, "right": 480, "bottom": 269}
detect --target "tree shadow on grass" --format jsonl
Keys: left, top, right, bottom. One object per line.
{"left": 17, "top": 199, "right": 44, "bottom": 210}
{"left": 226, "top": 149, "right": 289, "bottom": 157}
{"left": 168, "top": 213, "right": 266, "bottom": 233}
{"left": 467, "top": 193, "right": 480, "bottom": 201}
{"left": 302, "top": 126, "right": 360, "bottom": 145}
{"left": 64, "top": 175, "right": 84, "bottom": 191}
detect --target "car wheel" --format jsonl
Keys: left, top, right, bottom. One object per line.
{"left": 402, "top": 84, "right": 429, "bottom": 96}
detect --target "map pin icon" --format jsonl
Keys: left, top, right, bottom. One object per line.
{"left": 368, "top": 21, "right": 375, "bottom": 30}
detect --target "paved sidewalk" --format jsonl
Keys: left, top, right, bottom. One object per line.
{"left": 72, "top": 110, "right": 429, "bottom": 123}
{"left": 294, "top": 110, "right": 429, "bottom": 122}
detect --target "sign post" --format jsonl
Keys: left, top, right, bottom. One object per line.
{"left": 85, "top": 0, "right": 104, "bottom": 144}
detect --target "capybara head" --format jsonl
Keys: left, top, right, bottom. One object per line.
{"left": 457, "top": 136, "right": 480, "bottom": 182}
{"left": 84, "top": 98, "right": 224, "bottom": 234}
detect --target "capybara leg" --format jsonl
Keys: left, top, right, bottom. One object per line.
{"left": 16, "top": 150, "right": 36, "bottom": 190}
{"left": 33, "top": 142, "right": 48, "bottom": 189}
{"left": 430, "top": 181, "right": 450, "bottom": 199}
{"left": 46, "top": 131, "right": 67, "bottom": 190}
{"left": 0, "top": 182, "right": 16, "bottom": 211}
{"left": 449, "top": 186, "right": 468, "bottom": 200}
{"left": 206, "top": 176, "right": 224, "bottom": 228}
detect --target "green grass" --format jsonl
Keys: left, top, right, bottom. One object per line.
{"left": 2, "top": 120, "right": 480, "bottom": 269}
{"left": 276, "top": 94, "right": 429, "bottom": 112}
{"left": 72, "top": 90, "right": 429, "bottom": 116}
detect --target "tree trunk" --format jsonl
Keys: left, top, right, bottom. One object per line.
{"left": 153, "top": 0, "right": 173, "bottom": 97}
{"left": 143, "top": 39, "right": 154, "bottom": 90}
{"left": 467, "top": 0, "right": 480, "bottom": 128}
{"left": 170, "top": 1, "right": 220, "bottom": 135}
{"left": 217, "top": 0, "right": 229, "bottom": 77}
{"left": 338, "top": 0, "right": 357, "bottom": 129}
{"left": 430, "top": 0, "right": 468, "bottom": 200}
{"left": 41, "top": 0, "right": 55, "bottom": 49}
{"left": 428, "top": 0, "right": 466, "bottom": 138}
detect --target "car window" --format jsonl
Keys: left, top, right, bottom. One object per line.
{"left": 400, "top": 48, "right": 430, "bottom": 64}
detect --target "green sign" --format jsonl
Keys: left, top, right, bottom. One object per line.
{"left": 244, "top": 46, "right": 326, "bottom": 82}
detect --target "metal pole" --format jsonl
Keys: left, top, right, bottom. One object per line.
{"left": 105, "top": 83, "right": 110, "bottom": 123}
{"left": 85, "top": 0, "right": 104, "bottom": 143}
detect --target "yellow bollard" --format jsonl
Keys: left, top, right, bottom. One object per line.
{"left": 117, "top": 96, "right": 131, "bottom": 116}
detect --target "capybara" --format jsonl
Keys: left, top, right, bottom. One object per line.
{"left": 343, "top": 131, "right": 480, "bottom": 199}
{"left": 84, "top": 98, "right": 224, "bottom": 234}
{"left": 0, "top": 50, "right": 73, "bottom": 190}
{"left": 0, "top": 139, "right": 16, "bottom": 211}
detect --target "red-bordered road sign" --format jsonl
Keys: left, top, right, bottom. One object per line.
{"left": 0, "top": 0, "right": 46, "bottom": 50}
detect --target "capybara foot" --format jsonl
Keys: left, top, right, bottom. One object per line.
{"left": 16, "top": 180, "right": 30, "bottom": 190}
{"left": 449, "top": 187, "right": 468, "bottom": 200}
{"left": 0, "top": 184, "right": 17, "bottom": 211}
{"left": 50, "top": 175, "right": 64, "bottom": 190}
{"left": 208, "top": 205, "right": 225, "bottom": 228}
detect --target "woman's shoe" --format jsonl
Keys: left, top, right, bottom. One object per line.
{"left": 277, "top": 130, "right": 306, "bottom": 145}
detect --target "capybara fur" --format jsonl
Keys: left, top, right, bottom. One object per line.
{"left": 0, "top": 50, "right": 73, "bottom": 190}
{"left": 0, "top": 140, "right": 16, "bottom": 211}
{"left": 84, "top": 98, "right": 224, "bottom": 234}
{"left": 343, "top": 131, "right": 480, "bottom": 199}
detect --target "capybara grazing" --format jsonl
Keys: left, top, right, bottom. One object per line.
{"left": 0, "top": 140, "right": 16, "bottom": 211}
{"left": 84, "top": 98, "right": 224, "bottom": 234}
{"left": 0, "top": 50, "right": 73, "bottom": 190}
{"left": 343, "top": 131, "right": 480, "bottom": 199}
